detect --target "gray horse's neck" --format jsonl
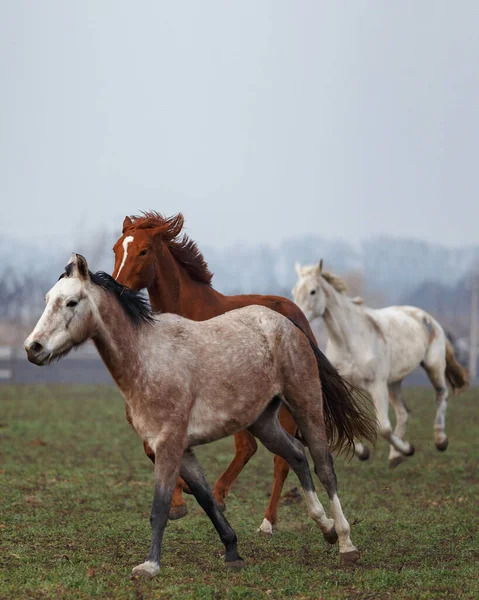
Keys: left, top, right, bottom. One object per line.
{"left": 91, "top": 290, "right": 147, "bottom": 392}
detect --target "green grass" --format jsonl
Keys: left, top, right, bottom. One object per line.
{"left": 0, "top": 385, "right": 478, "bottom": 599}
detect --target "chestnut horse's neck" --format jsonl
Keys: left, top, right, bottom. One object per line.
{"left": 149, "top": 245, "right": 225, "bottom": 320}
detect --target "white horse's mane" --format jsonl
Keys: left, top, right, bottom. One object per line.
{"left": 300, "top": 265, "right": 364, "bottom": 305}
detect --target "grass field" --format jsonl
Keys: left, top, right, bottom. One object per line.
{"left": 1, "top": 385, "right": 478, "bottom": 599}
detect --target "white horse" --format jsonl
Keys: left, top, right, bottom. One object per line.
{"left": 292, "top": 261, "right": 468, "bottom": 468}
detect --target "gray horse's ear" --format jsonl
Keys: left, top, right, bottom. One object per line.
{"left": 317, "top": 259, "right": 323, "bottom": 274}
{"left": 122, "top": 216, "right": 133, "bottom": 233}
{"left": 68, "top": 253, "right": 90, "bottom": 281}
{"left": 295, "top": 262, "right": 302, "bottom": 276}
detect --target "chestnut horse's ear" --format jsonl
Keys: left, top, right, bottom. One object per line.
{"left": 67, "top": 253, "right": 90, "bottom": 281}
{"left": 122, "top": 216, "right": 133, "bottom": 233}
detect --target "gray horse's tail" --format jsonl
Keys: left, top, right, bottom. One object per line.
{"left": 288, "top": 319, "right": 377, "bottom": 456}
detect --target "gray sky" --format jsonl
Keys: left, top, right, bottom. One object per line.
{"left": 2, "top": 1, "right": 479, "bottom": 250}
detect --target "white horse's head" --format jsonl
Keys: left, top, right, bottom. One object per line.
{"left": 24, "top": 254, "right": 96, "bottom": 365}
{"left": 292, "top": 260, "right": 327, "bottom": 322}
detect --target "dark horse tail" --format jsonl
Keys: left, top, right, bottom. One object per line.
{"left": 289, "top": 319, "right": 377, "bottom": 456}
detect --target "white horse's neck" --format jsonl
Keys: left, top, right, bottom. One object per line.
{"left": 320, "top": 278, "right": 369, "bottom": 356}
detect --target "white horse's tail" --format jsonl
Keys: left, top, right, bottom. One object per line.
{"left": 445, "top": 339, "right": 469, "bottom": 394}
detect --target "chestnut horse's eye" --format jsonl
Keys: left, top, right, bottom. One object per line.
{"left": 139, "top": 249, "right": 147, "bottom": 257}
{"left": 66, "top": 300, "right": 78, "bottom": 308}
{"left": 310, "top": 290, "right": 316, "bottom": 296}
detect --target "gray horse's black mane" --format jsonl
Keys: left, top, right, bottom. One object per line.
{"left": 60, "top": 264, "right": 154, "bottom": 326}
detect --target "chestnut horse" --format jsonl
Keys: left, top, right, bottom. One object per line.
{"left": 112, "top": 212, "right": 368, "bottom": 534}
{"left": 25, "top": 254, "right": 376, "bottom": 577}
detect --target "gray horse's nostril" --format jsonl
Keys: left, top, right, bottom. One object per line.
{"left": 29, "top": 341, "right": 43, "bottom": 355}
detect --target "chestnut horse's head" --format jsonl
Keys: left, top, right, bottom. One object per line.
{"left": 112, "top": 213, "right": 184, "bottom": 290}
{"left": 112, "top": 212, "right": 213, "bottom": 292}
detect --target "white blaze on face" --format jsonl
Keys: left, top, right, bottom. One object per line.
{"left": 116, "top": 236, "right": 134, "bottom": 279}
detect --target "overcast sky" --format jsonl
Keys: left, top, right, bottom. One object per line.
{"left": 1, "top": 1, "right": 479, "bottom": 250}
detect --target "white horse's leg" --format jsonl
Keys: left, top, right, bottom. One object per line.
{"left": 372, "top": 383, "right": 415, "bottom": 458}
{"left": 387, "top": 381, "right": 410, "bottom": 468}
{"left": 422, "top": 347, "right": 449, "bottom": 451}
{"left": 353, "top": 442, "right": 370, "bottom": 461}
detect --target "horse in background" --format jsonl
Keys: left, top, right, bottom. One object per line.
{"left": 25, "top": 253, "right": 376, "bottom": 577}
{"left": 112, "top": 211, "right": 370, "bottom": 535}
{"left": 292, "top": 261, "right": 468, "bottom": 468}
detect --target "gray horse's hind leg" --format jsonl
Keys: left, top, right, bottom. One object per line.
{"left": 248, "top": 398, "right": 337, "bottom": 545}
{"left": 180, "top": 449, "right": 243, "bottom": 567}
{"left": 300, "top": 429, "right": 360, "bottom": 565}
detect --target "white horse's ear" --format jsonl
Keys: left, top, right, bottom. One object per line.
{"left": 68, "top": 253, "right": 90, "bottom": 281}
{"left": 295, "top": 262, "right": 302, "bottom": 276}
{"left": 315, "top": 259, "right": 323, "bottom": 275}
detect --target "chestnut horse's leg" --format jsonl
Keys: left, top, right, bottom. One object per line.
{"left": 180, "top": 449, "right": 243, "bottom": 567}
{"left": 212, "top": 430, "right": 258, "bottom": 509}
{"left": 257, "top": 406, "right": 296, "bottom": 535}
{"left": 142, "top": 441, "right": 188, "bottom": 520}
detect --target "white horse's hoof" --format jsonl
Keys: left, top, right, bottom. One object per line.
{"left": 358, "top": 446, "right": 370, "bottom": 461}
{"left": 257, "top": 518, "right": 273, "bottom": 536}
{"left": 131, "top": 561, "right": 160, "bottom": 579}
{"left": 389, "top": 455, "right": 408, "bottom": 469}
{"left": 435, "top": 435, "right": 449, "bottom": 452}
{"left": 339, "top": 549, "right": 360, "bottom": 566}
{"left": 322, "top": 526, "right": 338, "bottom": 545}
{"left": 405, "top": 443, "right": 415, "bottom": 456}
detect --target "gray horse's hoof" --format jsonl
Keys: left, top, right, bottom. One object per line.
{"left": 359, "top": 446, "right": 370, "bottom": 461}
{"left": 168, "top": 505, "right": 188, "bottom": 520}
{"left": 322, "top": 527, "right": 338, "bottom": 545}
{"left": 131, "top": 561, "right": 160, "bottom": 579}
{"left": 339, "top": 550, "right": 360, "bottom": 566}
{"left": 389, "top": 455, "right": 408, "bottom": 469}
{"left": 226, "top": 559, "right": 245, "bottom": 569}
{"left": 436, "top": 437, "right": 449, "bottom": 452}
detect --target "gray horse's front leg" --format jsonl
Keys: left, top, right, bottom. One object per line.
{"left": 131, "top": 437, "right": 184, "bottom": 579}
{"left": 180, "top": 449, "right": 244, "bottom": 567}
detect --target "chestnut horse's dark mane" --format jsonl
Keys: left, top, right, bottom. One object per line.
{"left": 61, "top": 264, "right": 154, "bottom": 326}
{"left": 125, "top": 211, "right": 213, "bottom": 286}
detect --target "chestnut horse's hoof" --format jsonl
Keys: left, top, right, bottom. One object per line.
{"left": 322, "top": 527, "right": 338, "bottom": 545}
{"left": 131, "top": 561, "right": 160, "bottom": 579}
{"left": 436, "top": 437, "right": 449, "bottom": 452}
{"left": 389, "top": 455, "right": 408, "bottom": 469}
{"left": 226, "top": 558, "right": 245, "bottom": 569}
{"left": 358, "top": 446, "right": 370, "bottom": 461}
{"left": 257, "top": 518, "right": 273, "bottom": 536}
{"left": 168, "top": 505, "right": 188, "bottom": 520}
{"left": 339, "top": 549, "right": 360, "bottom": 566}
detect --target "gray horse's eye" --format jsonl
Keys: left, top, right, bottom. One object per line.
{"left": 310, "top": 290, "right": 316, "bottom": 296}
{"left": 66, "top": 300, "right": 78, "bottom": 308}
